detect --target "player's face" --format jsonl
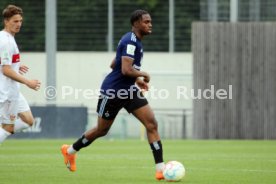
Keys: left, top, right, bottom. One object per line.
{"left": 4, "top": 14, "right": 23, "bottom": 35}
{"left": 139, "top": 14, "right": 152, "bottom": 35}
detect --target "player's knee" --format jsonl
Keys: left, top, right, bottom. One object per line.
{"left": 145, "top": 118, "right": 158, "bottom": 132}
{"left": 97, "top": 127, "right": 110, "bottom": 137}
{"left": 2, "top": 124, "right": 15, "bottom": 134}
{"left": 21, "top": 116, "right": 35, "bottom": 126}
{"left": 150, "top": 122, "right": 158, "bottom": 131}
{"left": 28, "top": 117, "right": 35, "bottom": 126}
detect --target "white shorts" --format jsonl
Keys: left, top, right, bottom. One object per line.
{"left": 18, "top": 93, "right": 30, "bottom": 113}
{"left": 0, "top": 93, "right": 30, "bottom": 125}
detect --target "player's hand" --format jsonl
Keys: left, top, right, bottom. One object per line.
{"left": 19, "top": 65, "right": 29, "bottom": 75}
{"left": 143, "top": 72, "right": 150, "bottom": 83}
{"left": 26, "top": 79, "right": 41, "bottom": 91}
{"left": 136, "top": 78, "right": 149, "bottom": 91}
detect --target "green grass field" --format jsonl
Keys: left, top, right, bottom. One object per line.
{"left": 0, "top": 139, "right": 275, "bottom": 184}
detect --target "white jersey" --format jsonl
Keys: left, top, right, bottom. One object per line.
{"left": 0, "top": 30, "right": 21, "bottom": 102}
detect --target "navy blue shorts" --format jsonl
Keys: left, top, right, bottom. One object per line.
{"left": 97, "top": 90, "right": 148, "bottom": 120}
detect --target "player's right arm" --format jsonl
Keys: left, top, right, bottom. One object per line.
{"left": 121, "top": 56, "right": 150, "bottom": 82}
{"left": 0, "top": 40, "right": 41, "bottom": 91}
{"left": 2, "top": 65, "right": 41, "bottom": 91}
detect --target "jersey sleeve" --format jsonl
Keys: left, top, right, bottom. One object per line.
{"left": 121, "top": 41, "right": 137, "bottom": 60}
{"left": 0, "top": 40, "right": 12, "bottom": 65}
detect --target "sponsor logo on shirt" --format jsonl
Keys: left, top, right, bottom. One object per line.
{"left": 126, "top": 44, "right": 136, "bottom": 56}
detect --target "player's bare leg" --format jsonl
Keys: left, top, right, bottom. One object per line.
{"left": 0, "top": 101, "right": 17, "bottom": 143}
{"left": 132, "top": 104, "right": 165, "bottom": 180}
{"left": 18, "top": 111, "right": 34, "bottom": 126}
{"left": 14, "top": 111, "right": 34, "bottom": 132}
{"left": 0, "top": 111, "right": 34, "bottom": 144}
{"left": 61, "top": 117, "right": 114, "bottom": 171}
{"left": 0, "top": 124, "right": 13, "bottom": 143}
{"left": 84, "top": 117, "right": 114, "bottom": 140}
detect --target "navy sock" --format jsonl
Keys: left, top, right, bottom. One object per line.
{"left": 72, "top": 135, "right": 93, "bottom": 151}
{"left": 149, "top": 140, "right": 164, "bottom": 164}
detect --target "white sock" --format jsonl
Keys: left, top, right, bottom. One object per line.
{"left": 14, "top": 118, "right": 30, "bottom": 132}
{"left": 0, "top": 127, "right": 11, "bottom": 143}
{"left": 156, "top": 162, "right": 165, "bottom": 172}
{"left": 67, "top": 145, "right": 77, "bottom": 155}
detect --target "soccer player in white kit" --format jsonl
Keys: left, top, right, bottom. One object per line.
{"left": 0, "top": 5, "right": 41, "bottom": 144}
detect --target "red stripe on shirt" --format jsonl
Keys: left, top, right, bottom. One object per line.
{"left": 0, "top": 54, "right": 20, "bottom": 64}
{"left": 12, "top": 54, "right": 20, "bottom": 63}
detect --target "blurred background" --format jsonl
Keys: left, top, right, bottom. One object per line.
{"left": 1, "top": 0, "right": 276, "bottom": 140}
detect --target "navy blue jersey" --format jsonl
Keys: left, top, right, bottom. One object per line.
{"left": 101, "top": 32, "right": 143, "bottom": 96}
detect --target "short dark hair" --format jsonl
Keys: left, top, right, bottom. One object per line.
{"left": 130, "top": 9, "right": 149, "bottom": 26}
{"left": 2, "top": 5, "right": 23, "bottom": 20}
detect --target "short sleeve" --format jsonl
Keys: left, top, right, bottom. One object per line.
{"left": 121, "top": 41, "right": 137, "bottom": 59}
{"left": 0, "top": 40, "right": 12, "bottom": 65}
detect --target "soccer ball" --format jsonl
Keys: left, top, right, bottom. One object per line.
{"left": 163, "top": 161, "right": 185, "bottom": 182}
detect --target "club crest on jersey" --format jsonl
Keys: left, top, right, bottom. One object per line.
{"left": 105, "top": 111, "right": 110, "bottom": 117}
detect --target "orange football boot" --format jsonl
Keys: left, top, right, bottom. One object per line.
{"left": 61, "top": 144, "right": 77, "bottom": 172}
{"left": 155, "top": 171, "right": 165, "bottom": 180}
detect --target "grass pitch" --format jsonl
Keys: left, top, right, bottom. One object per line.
{"left": 0, "top": 139, "right": 275, "bottom": 184}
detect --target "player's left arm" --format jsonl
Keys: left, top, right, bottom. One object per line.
{"left": 2, "top": 65, "right": 41, "bottom": 91}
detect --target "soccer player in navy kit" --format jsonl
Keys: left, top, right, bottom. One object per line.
{"left": 61, "top": 9, "right": 165, "bottom": 180}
